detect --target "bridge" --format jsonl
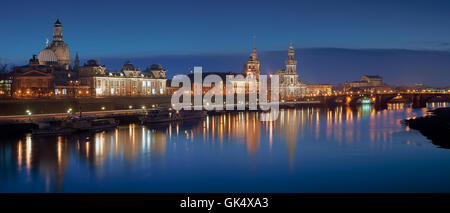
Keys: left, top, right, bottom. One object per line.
{"left": 317, "top": 92, "right": 450, "bottom": 108}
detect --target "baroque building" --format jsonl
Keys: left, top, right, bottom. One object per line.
{"left": 275, "top": 42, "right": 306, "bottom": 101}
{"left": 242, "top": 44, "right": 260, "bottom": 80}
{"left": 12, "top": 55, "right": 55, "bottom": 98}
{"left": 306, "top": 84, "right": 332, "bottom": 96}
{"left": 9, "top": 20, "right": 168, "bottom": 99}
{"left": 344, "top": 75, "right": 390, "bottom": 93}
{"left": 78, "top": 60, "right": 167, "bottom": 97}
{"left": 37, "top": 19, "right": 71, "bottom": 70}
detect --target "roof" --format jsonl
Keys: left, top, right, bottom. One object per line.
{"left": 38, "top": 48, "right": 58, "bottom": 62}
{"left": 122, "top": 61, "right": 136, "bottom": 71}
{"left": 186, "top": 72, "right": 240, "bottom": 82}
{"left": 363, "top": 75, "right": 382, "bottom": 79}
{"left": 54, "top": 19, "right": 62, "bottom": 26}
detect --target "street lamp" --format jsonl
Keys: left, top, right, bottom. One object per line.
{"left": 26, "top": 110, "right": 32, "bottom": 121}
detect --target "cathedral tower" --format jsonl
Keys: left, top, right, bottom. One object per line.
{"left": 242, "top": 41, "right": 260, "bottom": 80}
{"left": 285, "top": 41, "right": 297, "bottom": 73}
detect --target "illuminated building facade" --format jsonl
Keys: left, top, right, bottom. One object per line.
{"left": 306, "top": 84, "right": 332, "bottom": 96}
{"left": 344, "top": 75, "right": 390, "bottom": 93}
{"left": 9, "top": 20, "right": 168, "bottom": 99}
{"left": 242, "top": 45, "right": 261, "bottom": 80}
{"left": 275, "top": 42, "right": 306, "bottom": 100}
{"left": 79, "top": 61, "right": 167, "bottom": 97}
{"left": 12, "top": 56, "right": 55, "bottom": 98}
{"left": 0, "top": 73, "right": 12, "bottom": 97}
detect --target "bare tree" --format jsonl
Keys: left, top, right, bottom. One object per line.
{"left": 0, "top": 59, "right": 11, "bottom": 74}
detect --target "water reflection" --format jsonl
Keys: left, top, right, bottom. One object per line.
{"left": 0, "top": 103, "right": 448, "bottom": 192}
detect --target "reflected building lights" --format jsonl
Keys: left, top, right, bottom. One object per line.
{"left": 57, "top": 136, "right": 62, "bottom": 165}
{"left": 3, "top": 104, "right": 439, "bottom": 192}
{"left": 17, "top": 140, "right": 22, "bottom": 171}
{"left": 26, "top": 134, "right": 32, "bottom": 173}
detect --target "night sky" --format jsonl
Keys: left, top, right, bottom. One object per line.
{"left": 1, "top": 0, "right": 450, "bottom": 86}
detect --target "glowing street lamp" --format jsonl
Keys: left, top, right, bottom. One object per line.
{"left": 26, "top": 110, "right": 32, "bottom": 121}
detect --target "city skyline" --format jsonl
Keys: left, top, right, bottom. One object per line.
{"left": 1, "top": 0, "right": 450, "bottom": 203}
{"left": 1, "top": 0, "right": 450, "bottom": 87}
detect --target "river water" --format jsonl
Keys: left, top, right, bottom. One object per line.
{"left": 1, "top": 103, "right": 449, "bottom": 192}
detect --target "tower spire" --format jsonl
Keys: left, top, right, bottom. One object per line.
{"left": 251, "top": 35, "right": 257, "bottom": 60}
{"left": 74, "top": 52, "right": 80, "bottom": 68}
{"left": 288, "top": 41, "right": 295, "bottom": 60}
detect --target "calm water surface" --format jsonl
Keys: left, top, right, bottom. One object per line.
{"left": 1, "top": 104, "right": 450, "bottom": 192}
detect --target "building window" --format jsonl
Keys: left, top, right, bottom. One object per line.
{"left": 147, "top": 81, "right": 151, "bottom": 87}
{"left": 111, "top": 88, "right": 115, "bottom": 95}
{"left": 62, "top": 89, "right": 67, "bottom": 95}
{"left": 160, "top": 88, "right": 163, "bottom": 94}
{"left": 55, "top": 89, "right": 59, "bottom": 95}
{"left": 152, "top": 89, "right": 155, "bottom": 94}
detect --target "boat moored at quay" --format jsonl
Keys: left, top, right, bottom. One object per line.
{"left": 139, "top": 108, "right": 207, "bottom": 125}
{"left": 32, "top": 116, "right": 119, "bottom": 136}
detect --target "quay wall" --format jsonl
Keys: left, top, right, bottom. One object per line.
{"left": 0, "top": 96, "right": 171, "bottom": 116}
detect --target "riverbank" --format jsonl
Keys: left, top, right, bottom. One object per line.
{"left": 405, "top": 107, "right": 450, "bottom": 148}
{"left": 0, "top": 96, "right": 171, "bottom": 116}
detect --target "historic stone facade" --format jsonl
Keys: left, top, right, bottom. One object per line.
{"left": 9, "top": 20, "right": 168, "bottom": 99}
{"left": 306, "top": 84, "right": 332, "bottom": 96}
{"left": 344, "top": 75, "right": 390, "bottom": 93}
{"left": 275, "top": 42, "right": 306, "bottom": 101}
{"left": 79, "top": 61, "right": 167, "bottom": 97}
{"left": 12, "top": 56, "right": 55, "bottom": 98}
{"left": 242, "top": 45, "right": 260, "bottom": 80}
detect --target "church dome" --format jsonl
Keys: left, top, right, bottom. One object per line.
{"left": 38, "top": 48, "right": 58, "bottom": 64}
{"left": 49, "top": 43, "right": 70, "bottom": 66}
{"left": 122, "top": 61, "right": 135, "bottom": 71}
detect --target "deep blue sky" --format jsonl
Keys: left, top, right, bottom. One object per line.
{"left": 1, "top": 0, "right": 450, "bottom": 86}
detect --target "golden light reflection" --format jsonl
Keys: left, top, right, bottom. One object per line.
{"left": 57, "top": 136, "right": 62, "bottom": 165}
{"left": 17, "top": 140, "right": 22, "bottom": 171}
{"left": 26, "top": 134, "right": 32, "bottom": 172}
{"left": 85, "top": 141, "right": 90, "bottom": 158}
{"left": 2, "top": 104, "right": 424, "bottom": 193}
